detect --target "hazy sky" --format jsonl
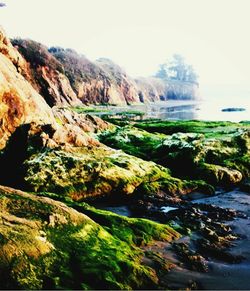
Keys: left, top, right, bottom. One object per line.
{"left": 1, "top": 0, "right": 250, "bottom": 94}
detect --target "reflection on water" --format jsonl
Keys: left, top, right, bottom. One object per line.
{"left": 94, "top": 99, "right": 249, "bottom": 122}
{"left": 148, "top": 104, "right": 200, "bottom": 120}
{"left": 145, "top": 100, "right": 250, "bottom": 122}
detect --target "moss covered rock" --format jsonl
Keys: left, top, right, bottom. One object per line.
{"left": 0, "top": 185, "right": 179, "bottom": 290}
{"left": 99, "top": 125, "right": 165, "bottom": 161}
{"left": 197, "top": 163, "right": 243, "bottom": 185}
{"left": 23, "top": 145, "right": 210, "bottom": 200}
{"left": 99, "top": 123, "right": 250, "bottom": 187}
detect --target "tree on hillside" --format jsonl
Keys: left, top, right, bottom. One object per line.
{"left": 155, "top": 54, "right": 198, "bottom": 84}
{"left": 155, "top": 64, "right": 168, "bottom": 79}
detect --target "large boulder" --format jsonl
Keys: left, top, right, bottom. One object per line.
{"left": 0, "top": 185, "right": 179, "bottom": 289}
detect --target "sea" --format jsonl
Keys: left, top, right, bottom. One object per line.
{"left": 95, "top": 95, "right": 250, "bottom": 122}
{"left": 141, "top": 98, "right": 250, "bottom": 122}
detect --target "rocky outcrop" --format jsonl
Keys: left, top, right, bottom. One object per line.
{"left": 0, "top": 27, "right": 55, "bottom": 150}
{"left": 11, "top": 39, "right": 82, "bottom": 107}
{"left": 99, "top": 121, "right": 250, "bottom": 187}
{"left": 0, "top": 185, "right": 180, "bottom": 289}
{"left": 11, "top": 36, "right": 200, "bottom": 107}
{"left": 11, "top": 41, "right": 141, "bottom": 106}
{"left": 135, "top": 77, "right": 200, "bottom": 102}
{"left": 23, "top": 146, "right": 200, "bottom": 200}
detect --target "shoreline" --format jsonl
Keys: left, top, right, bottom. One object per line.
{"left": 90, "top": 99, "right": 249, "bottom": 122}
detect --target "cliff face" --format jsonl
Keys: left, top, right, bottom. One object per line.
{"left": 12, "top": 41, "right": 141, "bottom": 106}
{"left": 49, "top": 48, "right": 141, "bottom": 105}
{"left": 11, "top": 39, "right": 82, "bottom": 107}
{"left": 0, "top": 28, "right": 55, "bottom": 150}
{"left": 96, "top": 58, "right": 140, "bottom": 104}
{"left": 135, "top": 77, "right": 200, "bottom": 102}
{"left": 0, "top": 28, "right": 111, "bottom": 152}
{"left": 135, "top": 77, "right": 164, "bottom": 102}
{"left": 12, "top": 38, "right": 199, "bottom": 107}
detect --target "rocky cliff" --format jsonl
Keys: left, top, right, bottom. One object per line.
{"left": 96, "top": 58, "right": 141, "bottom": 104}
{"left": 135, "top": 77, "right": 200, "bottom": 102}
{"left": 12, "top": 40, "right": 141, "bottom": 106}
{"left": 11, "top": 37, "right": 199, "bottom": 107}
{"left": 11, "top": 39, "right": 82, "bottom": 107}
{"left": 0, "top": 28, "right": 55, "bottom": 150}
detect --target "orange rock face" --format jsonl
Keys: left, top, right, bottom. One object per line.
{"left": 0, "top": 28, "right": 110, "bottom": 151}
{"left": 12, "top": 41, "right": 142, "bottom": 106}
{"left": 0, "top": 29, "right": 55, "bottom": 149}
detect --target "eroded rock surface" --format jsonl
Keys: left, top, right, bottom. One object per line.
{"left": 0, "top": 28, "right": 55, "bottom": 150}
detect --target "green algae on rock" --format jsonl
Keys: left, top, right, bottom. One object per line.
{"left": 34, "top": 191, "right": 180, "bottom": 246}
{"left": 133, "top": 120, "right": 249, "bottom": 137}
{"left": 99, "top": 122, "right": 250, "bottom": 187}
{"left": 197, "top": 163, "right": 243, "bottom": 185}
{"left": 0, "top": 185, "right": 180, "bottom": 290}
{"left": 23, "top": 145, "right": 210, "bottom": 200}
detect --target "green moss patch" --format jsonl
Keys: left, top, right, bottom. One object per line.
{"left": 0, "top": 185, "right": 180, "bottom": 289}
{"left": 133, "top": 120, "right": 250, "bottom": 138}
{"left": 23, "top": 144, "right": 209, "bottom": 200}
{"left": 74, "top": 204, "right": 180, "bottom": 246}
{"left": 99, "top": 122, "right": 250, "bottom": 186}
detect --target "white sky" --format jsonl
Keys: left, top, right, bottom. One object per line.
{"left": 1, "top": 0, "right": 250, "bottom": 97}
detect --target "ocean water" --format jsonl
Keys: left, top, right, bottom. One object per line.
{"left": 145, "top": 99, "right": 250, "bottom": 122}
